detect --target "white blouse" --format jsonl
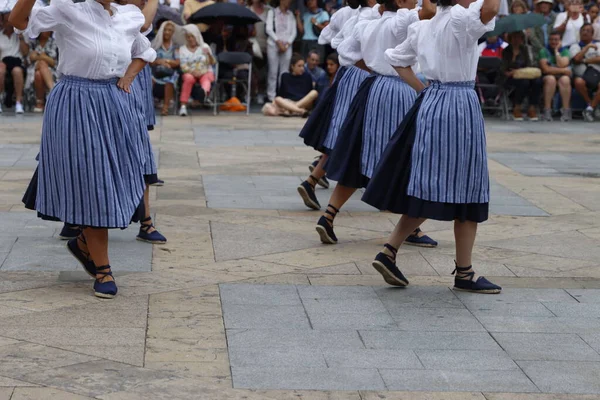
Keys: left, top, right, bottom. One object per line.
{"left": 265, "top": 7, "right": 297, "bottom": 45}
{"left": 20, "top": 0, "right": 156, "bottom": 80}
{"left": 361, "top": 9, "right": 420, "bottom": 76}
{"left": 318, "top": 6, "right": 358, "bottom": 45}
{"left": 335, "top": 5, "right": 381, "bottom": 66}
{"left": 385, "top": 0, "right": 494, "bottom": 82}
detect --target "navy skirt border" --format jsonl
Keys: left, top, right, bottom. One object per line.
{"left": 325, "top": 75, "right": 377, "bottom": 189}
{"left": 299, "top": 66, "right": 347, "bottom": 153}
{"left": 361, "top": 92, "right": 489, "bottom": 223}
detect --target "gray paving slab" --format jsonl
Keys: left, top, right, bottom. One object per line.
{"left": 566, "top": 289, "right": 600, "bottom": 303}
{"left": 492, "top": 333, "right": 600, "bottom": 361}
{"left": 580, "top": 333, "right": 600, "bottom": 353}
{"left": 231, "top": 366, "right": 386, "bottom": 390}
{"left": 302, "top": 298, "right": 388, "bottom": 315}
{"left": 297, "top": 285, "right": 378, "bottom": 300}
{"left": 228, "top": 348, "right": 326, "bottom": 368}
{"left": 489, "top": 151, "right": 600, "bottom": 177}
{"left": 222, "top": 304, "right": 311, "bottom": 330}
{"left": 542, "top": 302, "right": 600, "bottom": 317}
{"left": 359, "top": 331, "right": 502, "bottom": 351}
{"left": 226, "top": 328, "right": 365, "bottom": 350}
{"left": 374, "top": 286, "right": 465, "bottom": 309}
{"left": 454, "top": 288, "right": 577, "bottom": 303}
{"left": 219, "top": 283, "right": 302, "bottom": 306}
{"left": 308, "top": 312, "right": 397, "bottom": 330}
{"left": 463, "top": 302, "right": 555, "bottom": 317}
{"left": 389, "top": 308, "right": 487, "bottom": 332}
{"left": 477, "top": 316, "right": 600, "bottom": 334}
{"left": 517, "top": 361, "right": 600, "bottom": 394}
{"left": 323, "top": 349, "right": 423, "bottom": 369}
{"left": 415, "top": 349, "right": 519, "bottom": 371}
{"left": 379, "top": 368, "right": 538, "bottom": 392}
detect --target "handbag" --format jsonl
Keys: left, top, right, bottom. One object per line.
{"left": 512, "top": 67, "right": 542, "bottom": 79}
{"left": 152, "top": 65, "right": 175, "bottom": 79}
{"left": 582, "top": 66, "right": 600, "bottom": 88}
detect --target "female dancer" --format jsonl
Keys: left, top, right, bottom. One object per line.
{"left": 11, "top": 0, "right": 157, "bottom": 298}
{"left": 315, "top": 0, "right": 437, "bottom": 247}
{"left": 362, "top": 0, "right": 502, "bottom": 293}
{"left": 297, "top": 0, "right": 379, "bottom": 211}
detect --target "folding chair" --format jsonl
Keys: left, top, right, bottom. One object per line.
{"left": 476, "top": 56, "right": 510, "bottom": 120}
{"left": 213, "top": 52, "right": 253, "bottom": 116}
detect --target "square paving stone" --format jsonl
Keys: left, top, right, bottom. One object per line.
{"left": 360, "top": 331, "right": 502, "bottom": 351}
{"left": 517, "top": 361, "right": 600, "bottom": 394}
{"left": 231, "top": 366, "right": 386, "bottom": 390}
{"left": 323, "top": 349, "right": 423, "bottom": 369}
{"left": 379, "top": 369, "right": 538, "bottom": 392}
{"left": 219, "top": 283, "right": 302, "bottom": 306}
{"left": 226, "top": 328, "right": 364, "bottom": 350}
{"left": 415, "top": 349, "right": 519, "bottom": 371}
{"left": 492, "top": 333, "right": 600, "bottom": 361}
{"left": 389, "top": 308, "right": 486, "bottom": 332}
{"left": 222, "top": 304, "right": 311, "bottom": 330}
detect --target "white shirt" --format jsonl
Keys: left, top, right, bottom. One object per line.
{"left": 265, "top": 7, "right": 297, "bottom": 44}
{"left": 385, "top": 0, "right": 495, "bottom": 82}
{"left": 361, "top": 9, "right": 420, "bottom": 76}
{"left": 554, "top": 12, "right": 588, "bottom": 47}
{"left": 331, "top": 5, "right": 380, "bottom": 50}
{"left": 20, "top": 0, "right": 156, "bottom": 80}
{"left": 318, "top": 6, "right": 358, "bottom": 45}
{"left": 0, "top": 31, "right": 22, "bottom": 59}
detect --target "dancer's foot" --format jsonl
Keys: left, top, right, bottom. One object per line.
{"left": 94, "top": 265, "right": 117, "bottom": 299}
{"left": 404, "top": 228, "right": 438, "bottom": 248}
{"left": 372, "top": 243, "right": 409, "bottom": 287}
{"left": 308, "top": 157, "right": 330, "bottom": 189}
{"left": 297, "top": 175, "right": 321, "bottom": 210}
{"left": 66, "top": 234, "right": 96, "bottom": 278}
{"left": 452, "top": 264, "right": 501, "bottom": 294}
{"left": 315, "top": 204, "right": 339, "bottom": 244}
{"left": 149, "top": 179, "right": 165, "bottom": 187}
{"left": 137, "top": 217, "right": 167, "bottom": 244}
{"left": 59, "top": 223, "right": 81, "bottom": 240}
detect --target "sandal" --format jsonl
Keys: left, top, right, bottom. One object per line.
{"left": 160, "top": 109, "right": 169, "bottom": 116}
{"left": 59, "top": 223, "right": 81, "bottom": 240}
{"left": 405, "top": 228, "right": 438, "bottom": 248}
{"left": 452, "top": 264, "right": 501, "bottom": 294}
{"left": 67, "top": 234, "right": 96, "bottom": 278}
{"left": 316, "top": 204, "right": 339, "bottom": 244}
{"left": 136, "top": 216, "right": 167, "bottom": 244}
{"left": 372, "top": 243, "right": 409, "bottom": 287}
{"left": 308, "top": 157, "right": 330, "bottom": 189}
{"left": 297, "top": 175, "right": 321, "bottom": 210}
{"left": 94, "top": 265, "right": 118, "bottom": 299}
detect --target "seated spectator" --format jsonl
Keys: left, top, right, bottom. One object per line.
{"left": 305, "top": 50, "right": 326, "bottom": 84}
{"left": 570, "top": 23, "right": 600, "bottom": 121}
{"left": 531, "top": 0, "right": 557, "bottom": 56}
{"left": 477, "top": 35, "right": 507, "bottom": 104}
{"left": 539, "top": 31, "right": 572, "bottom": 121}
{"left": 177, "top": 24, "right": 216, "bottom": 116}
{"left": 510, "top": 0, "right": 528, "bottom": 14}
{"left": 478, "top": 35, "right": 508, "bottom": 58}
{"left": 295, "top": 0, "right": 329, "bottom": 60}
{"left": 27, "top": 31, "right": 58, "bottom": 113}
{"left": 589, "top": 4, "right": 600, "bottom": 40}
{"left": 247, "top": 0, "right": 272, "bottom": 104}
{"left": 151, "top": 21, "right": 182, "bottom": 116}
{"left": 315, "top": 51, "right": 339, "bottom": 97}
{"left": 262, "top": 53, "right": 318, "bottom": 116}
{"left": 554, "top": 0, "right": 588, "bottom": 48}
{"left": 222, "top": 25, "right": 254, "bottom": 102}
{"left": 502, "top": 31, "right": 542, "bottom": 120}
{"left": 0, "top": 12, "right": 28, "bottom": 114}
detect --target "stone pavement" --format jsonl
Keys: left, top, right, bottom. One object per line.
{"left": 0, "top": 112, "right": 600, "bottom": 399}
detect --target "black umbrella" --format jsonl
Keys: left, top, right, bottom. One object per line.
{"left": 486, "top": 13, "right": 546, "bottom": 37}
{"left": 189, "top": 2, "right": 261, "bottom": 26}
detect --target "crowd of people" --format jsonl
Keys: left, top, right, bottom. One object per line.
{"left": 477, "top": 0, "right": 600, "bottom": 121}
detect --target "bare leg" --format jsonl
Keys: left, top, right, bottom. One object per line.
{"left": 557, "top": 75, "right": 571, "bottom": 109}
{"left": 162, "top": 83, "right": 173, "bottom": 115}
{"left": 273, "top": 96, "right": 305, "bottom": 115}
{"left": 37, "top": 61, "right": 55, "bottom": 90}
{"left": 142, "top": 185, "right": 157, "bottom": 234}
{"left": 295, "top": 90, "right": 318, "bottom": 110}
{"left": 542, "top": 75, "right": 557, "bottom": 110}
{"left": 308, "top": 153, "right": 328, "bottom": 182}
{"left": 83, "top": 228, "right": 112, "bottom": 282}
{"left": 384, "top": 215, "right": 427, "bottom": 255}
{"left": 454, "top": 220, "right": 477, "bottom": 268}
{"left": 0, "top": 62, "right": 5, "bottom": 95}
{"left": 591, "top": 83, "right": 600, "bottom": 108}
{"left": 574, "top": 77, "right": 592, "bottom": 105}
{"left": 12, "top": 67, "right": 25, "bottom": 103}
{"left": 34, "top": 70, "right": 45, "bottom": 106}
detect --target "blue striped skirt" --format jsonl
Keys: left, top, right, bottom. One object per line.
{"left": 138, "top": 64, "right": 156, "bottom": 130}
{"left": 32, "top": 75, "right": 147, "bottom": 228}
{"left": 129, "top": 77, "right": 158, "bottom": 183}
{"left": 322, "top": 66, "right": 370, "bottom": 153}
{"left": 299, "top": 66, "right": 347, "bottom": 152}
{"left": 362, "top": 81, "right": 489, "bottom": 223}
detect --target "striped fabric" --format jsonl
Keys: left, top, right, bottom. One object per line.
{"left": 362, "top": 75, "right": 416, "bottom": 179}
{"left": 138, "top": 64, "right": 156, "bottom": 128}
{"left": 323, "top": 66, "right": 370, "bottom": 151}
{"left": 36, "top": 76, "right": 147, "bottom": 228}
{"left": 408, "top": 81, "right": 489, "bottom": 204}
{"left": 128, "top": 77, "right": 158, "bottom": 177}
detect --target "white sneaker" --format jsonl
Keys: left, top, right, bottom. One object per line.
{"left": 179, "top": 105, "right": 187, "bottom": 116}
{"left": 15, "top": 103, "right": 24, "bottom": 114}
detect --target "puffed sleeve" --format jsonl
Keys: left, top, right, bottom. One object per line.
{"left": 331, "top": 15, "right": 355, "bottom": 49}
{"left": 337, "top": 22, "right": 363, "bottom": 66}
{"left": 384, "top": 20, "right": 420, "bottom": 67}
{"left": 319, "top": 7, "right": 343, "bottom": 45}
{"left": 142, "top": 24, "right": 153, "bottom": 37}
{"left": 132, "top": 33, "right": 157, "bottom": 63}
{"left": 450, "top": 0, "right": 495, "bottom": 42}
{"left": 17, "top": 2, "right": 71, "bottom": 39}
{"left": 391, "top": 8, "right": 420, "bottom": 39}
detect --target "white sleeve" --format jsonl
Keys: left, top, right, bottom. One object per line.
{"left": 391, "top": 8, "right": 419, "bottom": 39}
{"left": 287, "top": 13, "right": 297, "bottom": 43}
{"left": 384, "top": 21, "right": 420, "bottom": 67}
{"left": 318, "top": 8, "right": 342, "bottom": 44}
{"left": 265, "top": 9, "right": 278, "bottom": 41}
{"left": 17, "top": 3, "right": 69, "bottom": 39}
{"left": 142, "top": 24, "right": 153, "bottom": 37}
{"left": 331, "top": 15, "right": 356, "bottom": 49}
{"left": 338, "top": 24, "right": 363, "bottom": 65}
{"left": 554, "top": 12, "right": 566, "bottom": 28}
{"left": 132, "top": 33, "right": 157, "bottom": 63}
{"left": 450, "top": 0, "right": 495, "bottom": 42}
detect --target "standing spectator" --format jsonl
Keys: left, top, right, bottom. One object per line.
{"left": 248, "top": 0, "right": 271, "bottom": 104}
{"left": 539, "top": 31, "right": 572, "bottom": 120}
{"left": 265, "top": 0, "right": 297, "bottom": 102}
{"left": 532, "top": 0, "right": 557, "bottom": 55}
{"left": 0, "top": 12, "right": 28, "bottom": 114}
{"left": 554, "top": 0, "right": 588, "bottom": 47}
{"left": 571, "top": 23, "right": 600, "bottom": 121}
{"left": 27, "top": 31, "right": 57, "bottom": 113}
{"left": 178, "top": 24, "right": 216, "bottom": 116}
{"left": 588, "top": 4, "right": 600, "bottom": 40}
{"left": 502, "top": 31, "right": 542, "bottom": 120}
{"left": 296, "top": 0, "right": 329, "bottom": 59}
{"left": 151, "top": 21, "right": 182, "bottom": 116}
{"left": 305, "top": 50, "right": 325, "bottom": 83}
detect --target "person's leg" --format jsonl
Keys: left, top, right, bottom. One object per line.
{"left": 33, "top": 70, "right": 45, "bottom": 108}
{"left": 83, "top": 227, "right": 118, "bottom": 298}
{"left": 542, "top": 74, "right": 557, "bottom": 119}
{"left": 36, "top": 60, "right": 54, "bottom": 90}
{"left": 526, "top": 78, "right": 542, "bottom": 119}
{"left": 279, "top": 47, "right": 293, "bottom": 86}
{"left": 137, "top": 184, "right": 167, "bottom": 244}
{"left": 558, "top": 74, "right": 572, "bottom": 109}
{"left": 591, "top": 83, "right": 600, "bottom": 108}
{"left": 297, "top": 153, "right": 328, "bottom": 210}
{"left": 574, "top": 77, "right": 592, "bottom": 104}
{"left": 0, "top": 62, "right": 5, "bottom": 96}
{"left": 179, "top": 73, "right": 195, "bottom": 103}
{"left": 510, "top": 78, "right": 527, "bottom": 118}
{"left": 162, "top": 83, "right": 173, "bottom": 115}
{"left": 315, "top": 184, "right": 356, "bottom": 244}
{"left": 273, "top": 96, "right": 305, "bottom": 114}
{"left": 295, "top": 89, "right": 319, "bottom": 110}
{"left": 11, "top": 66, "right": 24, "bottom": 103}
{"left": 266, "top": 43, "right": 279, "bottom": 101}
{"left": 199, "top": 71, "right": 215, "bottom": 95}
{"left": 261, "top": 102, "right": 281, "bottom": 116}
